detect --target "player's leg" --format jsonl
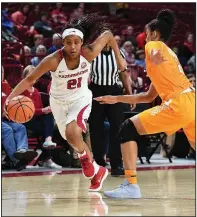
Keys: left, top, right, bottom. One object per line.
{"left": 120, "top": 115, "right": 146, "bottom": 172}
{"left": 104, "top": 115, "right": 144, "bottom": 199}
{"left": 66, "top": 120, "right": 94, "bottom": 166}
{"left": 183, "top": 121, "right": 195, "bottom": 151}
{"left": 104, "top": 104, "right": 184, "bottom": 199}
{"left": 68, "top": 98, "right": 108, "bottom": 191}
{"left": 66, "top": 120, "right": 108, "bottom": 191}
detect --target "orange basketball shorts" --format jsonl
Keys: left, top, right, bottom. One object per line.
{"left": 138, "top": 91, "right": 195, "bottom": 142}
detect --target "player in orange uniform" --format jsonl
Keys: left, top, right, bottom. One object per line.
{"left": 95, "top": 9, "right": 195, "bottom": 199}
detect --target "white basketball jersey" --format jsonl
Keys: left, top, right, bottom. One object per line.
{"left": 50, "top": 50, "right": 91, "bottom": 101}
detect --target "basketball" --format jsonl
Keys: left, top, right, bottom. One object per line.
{"left": 6, "top": 95, "right": 35, "bottom": 123}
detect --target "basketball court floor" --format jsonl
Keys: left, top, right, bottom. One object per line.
{"left": 2, "top": 155, "right": 196, "bottom": 216}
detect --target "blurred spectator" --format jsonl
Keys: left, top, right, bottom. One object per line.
{"left": 31, "top": 34, "right": 44, "bottom": 55}
{"left": 122, "top": 25, "right": 137, "bottom": 47}
{"left": 108, "top": 3, "right": 117, "bottom": 15}
{"left": 31, "top": 45, "right": 47, "bottom": 66}
{"left": 135, "top": 49, "right": 146, "bottom": 68}
{"left": 78, "top": 3, "right": 85, "bottom": 10}
{"left": 179, "top": 33, "right": 195, "bottom": 67}
{"left": 70, "top": 5, "right": 84, "bottom": 20}
{"left": 2, "top": 66, "right": 38, "bottom": 171}
{"left": 21, "top": 45, "right": 32, "bottom": 65}
{"left": 129, "top": 66, "right": 143, "bottom": 94}
{"left": 187, "top": 73, "right": 196, "bottom": 88}
{"left": 122, "top": 41, "right": 136, "bottom": 65}
{"left": 76, "top": 6, "right": 84, "bottom": 18}
{"left": 2, "top": 9, "right": 14, "bottom": 33}
{"left": 51, "top": 3, "right": 67, "bottom": 25}
{"left": 128, "top": 66, "right": 151, "bottom": 112}
{"left": 136, "top": 25, "right": 147, "bottom": 49}
{"left": 185, "top": 55, "right": 196, "bottom": 74}
{"left": 24, "top": 45, "right": 32, "bottom": 56}
{"left": 22, "top": 65, "right": 56, "bottom": 149}
{"left": 114, "top": 35, "right": 122, "bottom": 48}
{"left": 25, "top": 4, "right": 41, "bottom": 26}
{"left": 184, "top": 33, "right": 195, "bottom": 56}
{"left": 2, "top": 120, "right": 38, "bottom": 171}
{"left": 48, "top": 33, "right": 62, "bottom": 54}
{"left": 34, "top": 13, "right": 54, "bottom": 37}
{"left": 11, "top": 4, "right": 30, "bottom": 31}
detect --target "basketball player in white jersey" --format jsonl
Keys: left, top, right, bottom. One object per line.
{"left": 4, "top": 14, "right": 127, "bottom": 191}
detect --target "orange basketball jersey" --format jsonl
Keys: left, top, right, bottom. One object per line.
{"left": 145, "top": 41, "right": 192, "bottom": 101}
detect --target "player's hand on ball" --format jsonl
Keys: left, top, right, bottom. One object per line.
{"left": 94, "top": 95, "right": 118, "bottom": 104}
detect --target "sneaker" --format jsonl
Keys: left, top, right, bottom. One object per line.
{"left": 43, "top": 141, "right": 57, "bottom": 149}
{"left": 15, "top": 159, "right": 28, "bottom": 171}
{"left": 39, "top": 159, "right": 62, "bottom": 169}
{"left": 87, "top": 192, "right": 109, "bottom": 216}
{"left": 104, "top": 180, "right": 141, "bottom": 199}
{"left": 13, "top": 150, "right": 38, "bottom": 161}
{"left": 89, "top": 166, "right": 108, "bottom": 192}
{"left": 79, "top": 153, "right": 95, "bottom": 179}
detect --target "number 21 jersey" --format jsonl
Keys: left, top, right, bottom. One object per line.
{"left": 50, "top": 49, "right": 91, "bottom": 101}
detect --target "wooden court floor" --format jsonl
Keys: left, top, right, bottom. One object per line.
{"left": 2, "top": 168, "right": 195, "bottom": 216}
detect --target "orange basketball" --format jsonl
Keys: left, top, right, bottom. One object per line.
{"left": 7, "top": 95, "right": 35, "bottom": 123}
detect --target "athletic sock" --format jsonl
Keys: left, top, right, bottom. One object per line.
{"left": 125, "top": 170, "right": 137, "bottom": 184}
{"left": 77, "top": 150, "right": 87, "bottom": 158}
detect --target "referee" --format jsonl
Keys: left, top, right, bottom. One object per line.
{"left": 89, "top": 43, "right": 132, "bottom": 176}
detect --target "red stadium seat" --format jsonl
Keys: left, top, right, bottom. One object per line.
{"left": 3, "top": 64, "right": 24, "bottom": 88}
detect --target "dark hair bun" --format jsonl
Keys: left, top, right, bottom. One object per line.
{"left": 157, "top": 9, "right": 175, "bottom": 26}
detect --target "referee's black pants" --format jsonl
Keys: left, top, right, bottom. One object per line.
{"left": 89, "top": 83, "right": 124, "bottom": 169}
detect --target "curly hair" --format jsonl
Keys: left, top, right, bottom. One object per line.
{"left": 148, "top": 9, "right": 175, "bottom": 42}
{"left": 62, "top": 13, "right": 112, "bottom": 45}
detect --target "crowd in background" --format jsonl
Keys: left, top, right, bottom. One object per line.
{"left": 2, "top": 3, "right": 196, "bottom": 171}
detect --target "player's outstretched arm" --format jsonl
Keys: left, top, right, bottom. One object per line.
{"left": 6, "top": 55, "right": 58, "bottom": 102}
{"left": 82, "top": 31, "right": 127, "bottom": 71}
{"left": 94, "top": 83, "right": 158, "bottom": 104}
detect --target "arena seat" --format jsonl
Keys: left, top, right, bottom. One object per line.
{"left": 3, "top": 64, "right": 24, "bottom": 88}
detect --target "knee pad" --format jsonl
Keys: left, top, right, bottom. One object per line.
{"left": 118, "top": 119, "right": 140, "bottom": 144}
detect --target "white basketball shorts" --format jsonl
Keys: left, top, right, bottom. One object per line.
{"left": 50, "top": 92, "right": 92, "bottom": 140}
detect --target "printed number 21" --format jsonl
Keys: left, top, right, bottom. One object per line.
{"left": 67, "top": 77, "right": 82, "bottom": 89}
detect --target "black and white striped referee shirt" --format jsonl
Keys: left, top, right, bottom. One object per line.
{"left": 91, "top": 49, "right": 125, "bottom": 86}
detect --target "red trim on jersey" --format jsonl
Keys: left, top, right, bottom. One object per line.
{"left": 77, "top": 104, "right": 89, "bottom": 132}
